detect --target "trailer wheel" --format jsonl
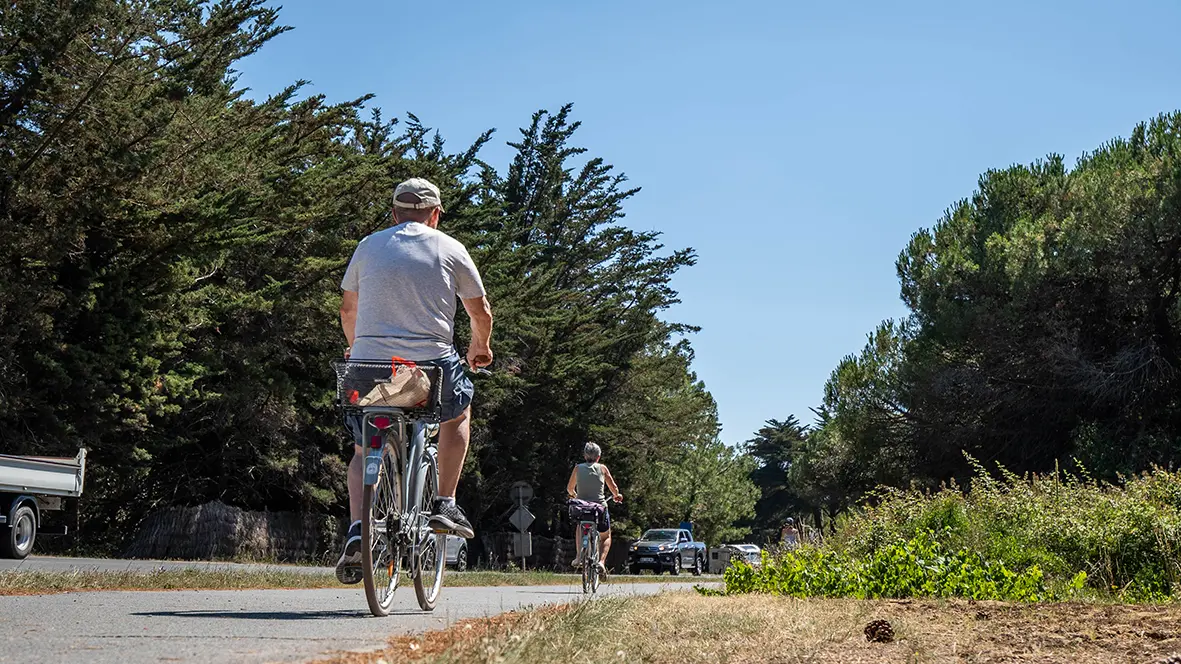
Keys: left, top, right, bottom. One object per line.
{"left": 2, "top": 504, "right": 36, "bottom": 559}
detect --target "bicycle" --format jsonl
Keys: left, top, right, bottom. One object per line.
{"left": 333, "top": 359, "right": 448, "bottom": 617}
{"left": 568, "top": 499, "right": 605, "bottom": 594}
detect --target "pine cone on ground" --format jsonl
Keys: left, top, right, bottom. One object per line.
{"left": 1152, "top": 656, "right": 1181, "bottom": 664}
{"left": 864, "top": 619, "right": 895, "bottom": 643}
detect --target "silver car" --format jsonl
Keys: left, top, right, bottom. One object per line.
{"left": 444, "top": 534, "right": 468, "bottom": 571}
{"left": 725, "top": 543, "right": 762, "bottom": 566}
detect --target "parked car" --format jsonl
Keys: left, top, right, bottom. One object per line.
{"left": 724, "top": 543, "right": 762, "bottom": 566}
{"left": 0, "top": 449, "right": 87, "bottom": 559}
{"left": 444, "top": 534, "right": 468, "bottom": 571}
{"left": 628, "top": 528, "right": 706, "bottom": 575}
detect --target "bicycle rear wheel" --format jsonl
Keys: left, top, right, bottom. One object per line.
{"left": 413, "top": 449, "right": 445, "bottom": 611}
{"left": 580, "top": 529, "right": 592, "bottom": 594}
{"left": 362, "top": 451, "right": 401, "bottom": 617}
{"left": 590, "top": 532, "right": 601, "bottom": 594}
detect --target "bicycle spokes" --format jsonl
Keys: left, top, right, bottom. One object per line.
{"left": 412, "top": 451, "right": 445, "bottom": 611}
{"left": 371, "top": 536, "right": 391, "bottom": 587}
{"left": 362, "top": 455, "right": 401, "bottom": 616}
{"left": 419, "top": 537, "right": 436, "bottom": 571}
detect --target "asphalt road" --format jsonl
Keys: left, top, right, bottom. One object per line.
{"left": 0, "top": 572, "right": 704, "bottom": 664}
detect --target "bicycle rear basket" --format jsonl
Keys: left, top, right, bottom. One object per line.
{"left": 332, "top": 359, "right": 444, "bottom": 422}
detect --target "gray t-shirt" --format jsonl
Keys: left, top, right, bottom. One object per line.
{"left": 341, "top": 222, "right": 485, "bottom": 361}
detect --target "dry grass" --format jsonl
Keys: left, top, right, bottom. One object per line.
{"left": 0, "top": 568, "right": 709, "bottom": 595}
{"left": 0, "top": 568, "right": 341, "bottom": 594}
{"left": 318, "top": 592, "right": 1181, "bottom": 664}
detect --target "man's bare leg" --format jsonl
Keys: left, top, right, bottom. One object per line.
{"left": 348, "top": 445, "right": 363, "bottom": 521}
{"left": 336, "top": 443, "right": 366, "bottom": 584}
{"left": 429, "top": 406, "right": 475, "bottom": 537}
{"left": 599, "top": 530, "right": 612, "bottom": 566}
{"left": 437, "top": 406, "right": 470, "bottom": 498}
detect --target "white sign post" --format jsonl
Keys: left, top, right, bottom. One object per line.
{"left": 508, "top": 482, "right": 534, "bottom": 569}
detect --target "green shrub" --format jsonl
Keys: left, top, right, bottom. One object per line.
{"left": 730, "top": 462, "right": 1181, "bottom": 602}
{"left": 838, "top": 463, "right": 1181, "bottom": 600}
{"left": 724, "top": 531, "right": 1054, "bottom": 601}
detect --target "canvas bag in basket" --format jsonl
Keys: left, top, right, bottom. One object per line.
{"left": 355, "top": 358, "right": 432, "bottom": 408}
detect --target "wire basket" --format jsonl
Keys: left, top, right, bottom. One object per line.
{"left": 331, "top": 359, "right": 444, "bottom": 423}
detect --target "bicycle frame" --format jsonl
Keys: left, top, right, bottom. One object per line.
{"left": 359, "top": 408, "right": 431, "bottom": 546}
{"left": 576, "top": 517, "right": 601, "bottom": 594}
{"left": 333, "top": 358, "right": 447, "bottom": 615}
{"left": 578, "top": 520, "right": 598, "bottom": 560}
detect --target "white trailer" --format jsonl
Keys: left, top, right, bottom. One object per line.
{"left": 0, "top": 449, "right": 86, "bottom": 559}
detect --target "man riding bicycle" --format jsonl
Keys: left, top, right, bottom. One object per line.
{"left": 336, "top": 177, "right": 493, "bottom": 583}
{"left": 566, "top": 443, "right": 622, "bottom": 575}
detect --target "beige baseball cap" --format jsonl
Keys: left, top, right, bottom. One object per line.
{"left": 393, "top": 177, "right": 445, "bottom": 212}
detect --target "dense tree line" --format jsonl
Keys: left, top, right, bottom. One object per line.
{"left": 748, "top": 114, "right": 1181, "bottom": 532}
{"left": 0, "top": 0, "right": 755, "bottom": 553}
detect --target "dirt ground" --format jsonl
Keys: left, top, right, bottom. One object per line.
{"left": 317, "top": 593, "right": 1181, "bottom": 664}
{"left": 862, "top": 599, "right": 1181, "bottom": 663}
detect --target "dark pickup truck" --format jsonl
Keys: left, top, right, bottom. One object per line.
{"left": 627, "top": 528, "right": 706, "bottom": 575}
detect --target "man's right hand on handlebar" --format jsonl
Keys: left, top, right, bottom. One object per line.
{"left": 466, "top": 345, "right": 492, "bottom": 370}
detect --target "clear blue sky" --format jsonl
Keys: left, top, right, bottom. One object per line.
{"left": 238, "top": 0, "right": 1181, "bottom": 444}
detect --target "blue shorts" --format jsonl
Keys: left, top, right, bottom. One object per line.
{"left": 426, "top": 352, "right": 475, "bottom": 422}
{"left": 598, "top": 505, "right": 611, "bottom": 533}
{"left": 346, "top": 352, "right": 473, "bottom": 446}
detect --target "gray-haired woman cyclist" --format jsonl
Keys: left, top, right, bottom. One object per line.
{"left": 566, "top": 442, "right": 623, "bottom": 574}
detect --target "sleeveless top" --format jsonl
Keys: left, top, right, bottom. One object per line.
{"left": 575, "top": 462, "right": 607, "bottom": 505}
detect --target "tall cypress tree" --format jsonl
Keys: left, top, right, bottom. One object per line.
{"left": 0, "top": 3, "right": 756, "bottom": 554}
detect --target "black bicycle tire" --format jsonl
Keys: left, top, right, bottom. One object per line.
{"left": 581, "top": 531, "right": 591, "bottom": 594}
{"left": 413, "top": 451, "right": 445, "bottom": 611}
{"left": 591, "top": 534, "right": 601, "bottom": 594}
{"left": 362, "top": 452, "right": 399, "bottom": 617}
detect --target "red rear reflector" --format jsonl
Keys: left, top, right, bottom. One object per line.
{"left": 369, "top": 435, "right": 382, "bottom": 449}
{"left": 373, "top": 416, "right": 391, "bottom": 429}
